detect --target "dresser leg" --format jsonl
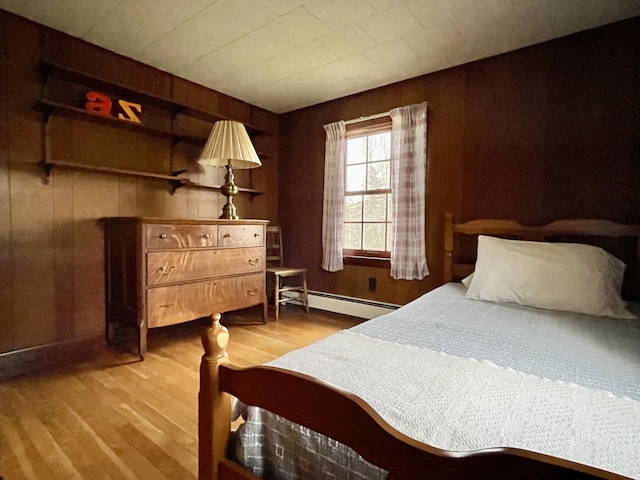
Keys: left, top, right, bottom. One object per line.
{"left": 139, "top": 322, "right": 148, "bottom": 360}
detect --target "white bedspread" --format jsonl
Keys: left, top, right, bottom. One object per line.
{"left": 270, "top": 329, "right": 640, "bottom": 478}
{"left": 236, "top": 283, "right": 640, "bottom": 479}
{"left": 354, "top": 283, "right": 640, "bottom": 401}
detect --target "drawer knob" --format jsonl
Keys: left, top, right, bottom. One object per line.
{"left": 159, "top": 266, "right": 176, "bottom": 275}
{"left": 247, "top": 289, "right": 257, "bottom": 296}
{"left": 224, "top": 233, "right": 232, "bottom": 238}
{"left": 203, "top": 233, "right": 210, "bottom": 239}
{"left": 159, "top": 233, "right": 167, "bottom": 239}
{"left": 248, "top": 259, "right": 260, "bottom": 266}
{"left": 254, "top": 233, "right": 260, "bottom": 237}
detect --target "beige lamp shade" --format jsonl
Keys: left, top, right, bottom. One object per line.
{"left": 198, "top": 120, "right": 261, "bottom": 169}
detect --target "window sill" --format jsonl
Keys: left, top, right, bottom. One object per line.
{"left": 343, "top": 256, "right": 390, "bottom": 268}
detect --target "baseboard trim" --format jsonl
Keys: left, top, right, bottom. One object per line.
{"left": 303, "top": 291, "right": 399, "bottom": 319}
{"left": 0, "top": 334, "right": 104, "bottom": 380}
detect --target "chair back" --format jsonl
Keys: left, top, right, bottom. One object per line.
{"left": 266, "top": 226, "right": 284, "bottom": 267}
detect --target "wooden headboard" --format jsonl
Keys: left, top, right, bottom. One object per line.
{"left": 444, "top": 212, "right": 640, "bottom": 298}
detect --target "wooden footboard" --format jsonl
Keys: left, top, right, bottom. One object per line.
{"left": 198, "top": 314, "right": 626, "bottom": 480}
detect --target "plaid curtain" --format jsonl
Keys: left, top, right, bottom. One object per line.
{"left": 321, "top": 121, "right": 346, "bottom": 272}
{"left": 390, "top": 102, "right": 429, "bottom": 280}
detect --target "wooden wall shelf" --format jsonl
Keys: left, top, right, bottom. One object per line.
{"left": 36, "top": 60, "right": 272, "bottom": 196}
{"left": 37, "top": 99, "right": 204, "bottom": 144}
{"left": 38, "top": 60, "right": 268, "bottom": 136}
{"left": 37, "top": 159, "right": 264, "bottom": 196}
{"left": 37, "top": 99, "right": 274, "bottom": 159}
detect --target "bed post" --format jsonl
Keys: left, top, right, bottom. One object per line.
{"left": 444, "top": 212, "right": 454, "bottom": 283}
{"left": 199, "top": 313, "right": 231, "bottom": 480}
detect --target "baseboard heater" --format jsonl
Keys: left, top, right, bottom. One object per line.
{"left": 285, "top": 290, "right": 399, "bottom": 319}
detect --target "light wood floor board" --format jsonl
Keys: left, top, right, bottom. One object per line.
{"left": 0, "top": 306, "right": 361, "bottom": 479}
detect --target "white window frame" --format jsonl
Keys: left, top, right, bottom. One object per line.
{"left": 342, "top": 119, "right": 392, "bottom": 260}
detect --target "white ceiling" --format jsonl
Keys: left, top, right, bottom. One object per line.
{"left": 2, "top": 0, "right": 639, "bottom": 114}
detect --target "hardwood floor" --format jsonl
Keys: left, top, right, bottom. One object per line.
{"left": 0, "top": 306, "right": 362, "bottom": 480}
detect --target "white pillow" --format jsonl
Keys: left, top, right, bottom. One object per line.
{"left": 464, "top": 235, "right": 635, "bottom": 319}
{"left": 461, "top": 273, "right": 474, "bottom": 288}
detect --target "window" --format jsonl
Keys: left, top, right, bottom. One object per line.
{"left": 322, "top": 103, "right": 427, "bottom": 277}
{"left": 343, "top": 122, "right": 392, "bottom": 259}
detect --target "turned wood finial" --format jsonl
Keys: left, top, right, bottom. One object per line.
{"left": 199, "top": 313, "right": 231, "bottom": 480}
{"left": 202, "top": 313, "right": 229, "bottom": 361}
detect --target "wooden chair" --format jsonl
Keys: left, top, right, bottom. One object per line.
{"left": 265, "top": 226, "right": 309, "bottom": 321}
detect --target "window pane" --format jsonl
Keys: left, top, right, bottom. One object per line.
{"left": 363, "top": 223, "right": 385, "bottom": 251}
{"left": 344, "top": 195, "right": 363, "bottom": 222}
{"left": 368, "top": 132, "right": 390, "bottom": 161}
{"left": 347, "top": 137, "right": 366, "bottom": 165}
{"left": 363, "top": 194, "right": 386, "bottom": 222}
{"left": 386, "top": 222, "right": 393, "bottom": 251}
{"left": 343, "top": 223, "right": 362, "bottom": 250}
{"left": 346, "top": 164, "right": 366, "bottom": 191}
{"left": 367, "top": 161, "right": 390, "bottom": 190}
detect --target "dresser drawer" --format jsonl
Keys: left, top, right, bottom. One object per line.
{"left": 214, "top": 273, "right": 266, "bottom": 312}
{"left": 146, "top": 224, "right": 218, "bottom": 250}
{"left": 147, "top": 247, "right": 265, "bottom": 286}
{"left": 218, "top": 224, "right": 264, "bottom": 247}
{"left": 146, "top": 273, "right": 266, "bottom": 328}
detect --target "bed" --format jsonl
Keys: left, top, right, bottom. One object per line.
{"left": 198, "top": 213, "right": 640, "bottom": 480}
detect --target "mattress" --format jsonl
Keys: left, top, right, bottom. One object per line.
{"left": 234, "top": 283, "right": 640, "bottom": 479}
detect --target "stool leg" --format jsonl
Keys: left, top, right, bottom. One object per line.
{"left": 302, "top": 273, "right": 309, "bottom": 314}
{"left": 274, "top": 274, "right": 280, "bottom": 321}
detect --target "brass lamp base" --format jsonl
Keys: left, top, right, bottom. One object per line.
{"left": 220, "top": 164, "right": 240, "bottom": 219}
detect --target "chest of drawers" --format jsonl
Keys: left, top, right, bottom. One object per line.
{"left": 103, "top": 217, "right": 268, "bottom": 359}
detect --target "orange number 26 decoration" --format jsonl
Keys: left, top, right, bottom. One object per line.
{"left": 85, "top": 91, "right": 142, "bottom": 124}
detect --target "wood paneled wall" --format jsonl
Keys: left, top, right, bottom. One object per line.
{"left": 0, "top": 11, "right": 279, "bottom": 358}
{"left": 1, "top": 10, "right": 639, "bottom": 359}
{"left": 279, "top": 17, "right": 640, "bottom": 305}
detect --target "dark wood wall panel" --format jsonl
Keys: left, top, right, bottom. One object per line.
{"left": 279, "top": 109, "right": 341, "bottom": 297}
{"left": 52, "top": 169, "right": 75, "bottom": 341}
{"left": 0, "top": 11, "right": 12, "bottom": 353}
{"left": 71, "top": 172, "right": 120, "bottom": 338}
{"left": 7, "top": 17, "right": 59, "bottom": 351}
{"left": 0, "top": 10, "right": 279, "bottom": 357}
{"left": 251, "top": 133, "right": 280, "bottom": 222}
{"left": 462, "top": 46, "right": 550, "bottom": 224}
{"left": 280, "top": 17, "right": 640, "bottom": 305}
{"left": 543, "top": 24, "right": 640, "bottom": 222}
{"left": 43, "top": 29, "right": 173, "bottom": 102}
{"left": 422, "top": 68, "right": 467, "bottom": 303}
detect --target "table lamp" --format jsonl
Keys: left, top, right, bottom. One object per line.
{"left": 197, "top": 120, "right": 262, "bottom": 219}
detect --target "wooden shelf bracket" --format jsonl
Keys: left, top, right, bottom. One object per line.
{"left": 37, "top": 159, "right": 55, "bottom": 185}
